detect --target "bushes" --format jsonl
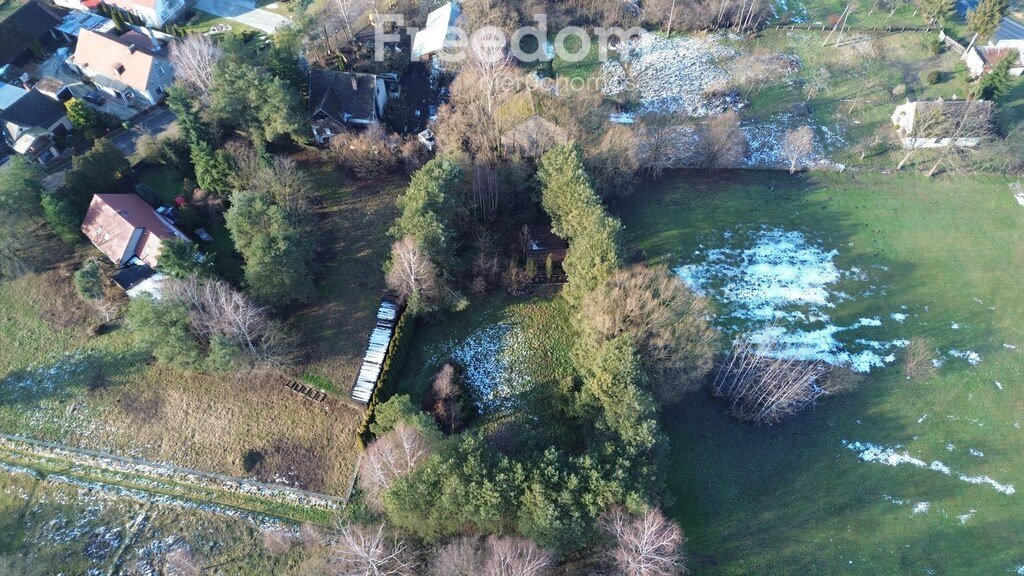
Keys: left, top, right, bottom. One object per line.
{"left": 923, "top": 70, "right": 942, "bottom": 85}
{"left": 357, "top": 311, "right": 418, "bottom": 447}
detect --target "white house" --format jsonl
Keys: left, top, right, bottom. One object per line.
{"left": 55, "top": 0, "right": 186, "bottom": 28}
{"left": 891, "top": 98, "right": 993, "bottom": 149}
{"left": 411, "top": 2, "right": 462, "bottom": 70}
{"left": 70, "top": 29, "right": 173, "bottom": 107}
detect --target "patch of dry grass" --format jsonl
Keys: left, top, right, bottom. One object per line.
{"left": 903, "top": 335, "right": 937, "bottom": 381}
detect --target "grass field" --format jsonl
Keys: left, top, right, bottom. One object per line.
{"left": 615, "top": 169, "right": 1024, "bottom": 575}
{"left": 0, "top": 466, "right": 332, "bottom": 575}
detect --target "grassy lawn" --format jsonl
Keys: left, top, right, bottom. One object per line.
{"left": 287, "top": 151, "right": 405, "bottom": 395}
{"left": 0, "top": 0, "right": 22, "bottom": 21}
{"left": 0, "top": 467, "right": 333, "bottom": 574}
{"left": 614, "top": 169, "right": 1024, "bottom": 575}
{"left": 182, "top": 10, "right": 262, "bottom": 36}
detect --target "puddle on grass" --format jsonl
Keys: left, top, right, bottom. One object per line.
{"left": 674, "top": 228, "right": 906, "bottom": 372}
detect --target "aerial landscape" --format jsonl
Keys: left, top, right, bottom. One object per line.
{"left": 0, "top": 0, "right": 1022, "bottom": 572}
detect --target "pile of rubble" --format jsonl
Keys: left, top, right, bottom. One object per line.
{"left": 602, "top": 33, "right": 739, "bottom": 117}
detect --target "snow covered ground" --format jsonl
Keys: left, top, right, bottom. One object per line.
{"left": 843, "top": 440, "right": 1015, "bottom": 495}
{"left": 675, "top": 228, "right": 905, "bottom": 372}
{"left": 444, "top": 323, "right": 533, "bottom": 413}
{"left": 742, "top": 113, "right": 847, "bottom": 170}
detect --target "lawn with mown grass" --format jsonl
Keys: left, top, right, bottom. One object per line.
{"left": 615, "top": 169, "right": 1024, "bottom": 575}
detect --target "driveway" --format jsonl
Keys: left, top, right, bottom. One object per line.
{"left": 195, "top": 0, "right": 291, "bottom": 33}
{"left": 108, "top": 107, "right": 177, "bottom": 157}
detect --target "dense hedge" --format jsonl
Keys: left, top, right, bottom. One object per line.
{"left": 356, "top": 310, "right": 417, "bottom": 448}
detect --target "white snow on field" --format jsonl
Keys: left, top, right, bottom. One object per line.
{"left": 3, "top": 350, "right": 90, "bottom": 394}
{"left": 912, "top": 501, "right": 930, "bottom": 514}
{"left": 843, "top": 441, "right": 1015, "bottom": 495}
{"left": 742, "top": 113, "right": 847, "bottom": 170}
{"left": 958, "top": 509, "right": 976, "bottom": 523}
{"left": 676, "top": 228, "right": 906, "bottom": 371}
{"left": 969, "top": 448, "right": 984, "bottom": 457}
{"left": 601, "top": 33, "right": 738, "bottom": 117}
{"left": 890, "top": 312, "right": 908, "bottom": 322}
{"left": 447, "top": 323, "right": 532, "bottom": 413}
{"left": 947, "top": 349, "right": 982, "bottom": 365}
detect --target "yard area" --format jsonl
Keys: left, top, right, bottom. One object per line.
{"left": 0, "top": 149, "right": 409, "bottom": 500}
{"left": 616, "top": 169, "right": 1024, "bottom": 574}
{"left": 0, "top": 465, "right": 333, "bottom": 574}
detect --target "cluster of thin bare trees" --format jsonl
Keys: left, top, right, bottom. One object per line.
{"left": 357, "top": 422, "right": 433, "bottom": 512}
{"left": 712, "top": 336, "right": 840, "bottom": 425}
{"left": 163, "top": 275, "right": 294, "bottom": 365}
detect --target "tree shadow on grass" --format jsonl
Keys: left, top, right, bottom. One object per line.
{"left": 0, "top": 348, "right": 150, "bottom": 411}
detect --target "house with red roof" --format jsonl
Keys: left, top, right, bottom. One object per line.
{"left": 81, "top": 194, "right": 189, "bottom": 271}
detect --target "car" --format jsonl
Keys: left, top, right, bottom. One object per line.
{"left": 81, "top": 91, "right": 105, "bottom": 106}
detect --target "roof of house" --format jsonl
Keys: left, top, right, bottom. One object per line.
{"left": 0, "top": 82, "right": 27, "bottom": 110}
{"left": 56, "top": 11, "right": 116, "bottom": 38}
{"left": 106, "top": 0, "right": 157, "bottom": 12}
{"left": 0, "top": 0, "right": 61, "bottom": 65}
{"left": 976, "top": 45, "right": 1023, "bottom": 67}
{"left": 309, "top": 69, "right": 379, "bottom": 123}
{"left": 81, "top": 194, "right": 188, "bottom": 268}
{"left": 993, "top": 17, "right": 1024, "bottom": 44}
{"left": 0, "top": 88, "right": 66, "bottom": 129}
{"left": 411, "top": 2, "right": 461, "bottom": 59}
{"left": 72, "top": 29, "right": 167, "bottom": 94}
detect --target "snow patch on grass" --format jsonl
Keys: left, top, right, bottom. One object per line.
{"left": 843, "top": 440, "right": 1014, "bottom": 495}
{"left": 448, "top": 323, "right": 532, "bottom": 414}
{"left": 957, "top": 509, "right": 976, "bottom": 524}
{"left": 912, "top": 501, "right": 930, "bottom": 514}
{"left": 676, "top": 228, "right": 905, "bottom": 372}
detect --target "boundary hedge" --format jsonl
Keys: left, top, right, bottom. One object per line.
{"left": 356, "top": 310, "right": 416, "bottom": 447}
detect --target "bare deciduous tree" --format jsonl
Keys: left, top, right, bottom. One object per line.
{"left": 700, "top": 110, "right": 747, "bottom": 170}
{"left": 428, "top": 537, "right": 484, "bottom": 576}
{"left": 713, "top": 335, "right": 848, "bottom": 425}
{"left": 601, "top": 506, "right": 687, "bottom": 576}
{"left": 328, "top": 523, "right": 417, "bottom": 576}
{"left": 636, "top": 116, "right": 698, "bottom": 178}
{"left": 582, "top": 265, "right": 718, "bottom": 403}
{"left": 425, "top": 362, "right": 464, "bottom": 433}
{"left": 226, "top": 143, "right": 316, "bottom": 216}
{"left": 164, "top": 275, "right": 294, "bottom": 365}
{"left": 481, "top": 536, "right": 552, "bottom": 576}
{"left": 358, "top": 422, "right": 432, "bottom": 511}
{"left": 330, "top": 124, "right": 401, "bottom": 181}
{"left": 782, "top": 126, "right": 815, "bottom": 173}
{"left": 386, "top": 236, "right": 440, "bottom": 309}
{"left": 169, "top": 35, "right": 222, "bottom": 99}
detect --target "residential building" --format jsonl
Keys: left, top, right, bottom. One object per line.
{"left": 56, "top": 0, "right": 186, "bottom": 28}
{"left": 0, "top": 88, "right": 71, "bottom": 164}
{"left": 891, "top": 98, "right": 993, "bottom": 149}
{"left": 70, "top": 29, "right": 172, "bottom": 107}
{"left": 0, "top": 0, "right": 62, "bottom": 67}
{"left": 308, "top": 69, "right": 388, "bottom": 144}
{"left": 0, "top": 82, "right": 27, "bottom": 112}
{"left": 81, "top": 193, "right": 189, "bottom": 269}
{"left": 411, "top": 2, "right": 461, "bottom": 70}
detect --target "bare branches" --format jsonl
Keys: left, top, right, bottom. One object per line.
{"left": 783, "top": 126, "right": 815, "bottom": 174}
{"left": 328, "top": 523, "right": 417, "bottom": 576}
{"left": 164, "top": 275, "right": 294, "bottom": 365}
{"left": 712, "top": 336, "right": 839, "bottom": 425}
{"left": 582, "top": 265, "right": 718, "bottom": 403}
{"left": 386, "top": 236, "right": 441, "bottom": 309}
{"left": 481, "top": 536, "right": 553, "bottom": 576}
{"left": 358, "top": 422, "right": 432, "bottom": 511}
{"left": 700, "top": 110, "right": 747, "bottom": 170}
{"left": 169, "top": 35, "right": 222, "bottom": 100}
{"left": 428, "top": 537, "right": 484, "bottom": 576}
{"left": 600, "top": 506, "right": 687, "bottom": 576}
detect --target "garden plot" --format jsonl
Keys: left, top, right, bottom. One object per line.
{"left": 675, "top": 227, "right": 906, "bottom": 372}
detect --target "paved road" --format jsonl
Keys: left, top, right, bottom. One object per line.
{"left": 195, "top": 0, "right": 291, "bottom": 33}
{"left": 108, "top": 107, "right": 177, "bottom": 157}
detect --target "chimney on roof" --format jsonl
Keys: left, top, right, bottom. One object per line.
{"left": 128, "top": 44, "right": 136, "bottom": 54}
{"left": 351, "top": 76, "right": 358, "bottom": 91}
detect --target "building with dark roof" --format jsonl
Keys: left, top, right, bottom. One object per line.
{"left": 0, "top": 0, "right": 62, "bottom": 67}
{"left": 0, "top": 88, "right": 70, "bottom": 163}
{"left": 308, "top": 68, "right": 387, "bottom": 144}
